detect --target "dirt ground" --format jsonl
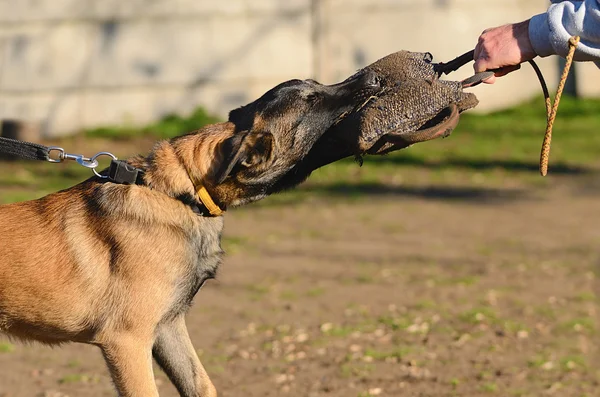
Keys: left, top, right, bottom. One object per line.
{"left": 0, "top": 169, "right": 598, "bottom": 397}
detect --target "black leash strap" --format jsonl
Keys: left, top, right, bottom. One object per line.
{"left": 0, "top": 135, "right": 218, "bottom": 215}
{"left": 0, "top": 136, "right": 145, "bottom": 186}
{"left": 436, "top": 49, "right": 548, "bottom": 91}
{"left": 0, "top": 136, "right": 51, "bottom": 161}
{"left": 435, "top": 50, "right": 477, "bottom": 76}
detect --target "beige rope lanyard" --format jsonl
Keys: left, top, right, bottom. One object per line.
{"left": 539, "top": 36, "right": 580, "bottom": 176}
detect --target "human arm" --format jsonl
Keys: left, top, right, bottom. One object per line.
{"left": 474, "top": 0, "right": 600, "bottom": 84}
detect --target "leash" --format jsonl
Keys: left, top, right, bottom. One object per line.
{"left": 437, "top": 36, "right": 581, "bottom": 176}
{"left": 0, "top": 136, "right": 144, "bottom": 184}
{"left": 0, "top": 136, "right": 224, "bottom": 215}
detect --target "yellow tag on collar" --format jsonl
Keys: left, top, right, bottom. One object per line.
{"left": 197, "top": 186, "right": 224, "bottom": 216}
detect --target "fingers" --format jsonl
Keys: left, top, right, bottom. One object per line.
{"left": 473, "top": 20, "right": 536, "bottom": 85}
{"left": 473, "top": 34, "right": 489, "bottom": 73}
{"left": 473, "top": 57, "right": 489, "bottom": 74}
{"left": 482, "top": 75, "right": 496, "bottom": 84}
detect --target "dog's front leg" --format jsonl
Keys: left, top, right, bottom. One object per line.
{"left": 153, "top": 315, "right": 217, "bottom": 397}
{"left": 100, "top": 334, "right": 159, "bottom": 397}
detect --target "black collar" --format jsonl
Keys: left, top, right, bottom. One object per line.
{"left": 108, "top": 160, "right": 146, "bottom": 185}
{"left": 107, "top": 160, "right": 216, "bottom": 217}
{"left": 174, "top": 193, "right": 217, "bottom": 217}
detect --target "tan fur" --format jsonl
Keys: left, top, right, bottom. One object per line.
{"left": 0, "top": 124, "right": 236, "bottom": 396}
{"left": 0, "top": 71, "right": 380, "bottom": 396}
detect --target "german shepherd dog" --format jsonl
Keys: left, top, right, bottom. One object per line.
{"left": 0, "top": 51, "right": 478, "bottom": 396}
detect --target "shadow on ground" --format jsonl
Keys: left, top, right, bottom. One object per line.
{"left": 366, "top": 154, "right": 591, "bottom": 175}
{"left": 309, "top": 183, "right": 528, "bottom": 203}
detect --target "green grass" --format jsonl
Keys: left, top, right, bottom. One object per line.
{"left": 306, "top": 287, "right": 325, "bottom": 298}
{"left": 450, "top": 378, "right": 460, "bottom": 389}
{"left": 560, "top": 355, "right": 587, "bottom": 371}
{"left": 556, "top": 317, "right": 596, "bottom": 334}
{"left": 246, "top": 284, "right": 271, "bottom": 301}
{"left": 458, "top": 307, "right": 499, "bottom": 325}
{"left": 435, "top": 96, "right": 600, "bottom": 164}
{"left": 0, "top": 342, "right": 15, "bottom": 353}
{"left": 221, "top": 236, "right": 250, "bottom": 254}
{"left": 58, "top": 373, "right": 94, "bottom": 384}
{"left": 2, "top": 97, "right": 600, "bottom": 205}
{"left": 480, "top": 382, "right": 499, "bottom": 393}
{"left": 340, "top": 362, "right": 375, "bottom": 378}
{"left": 363, "top": 346, "right": 413, "bottom": 361}
{"left": 84, "top": 107, "right": 221, "bottom": 140}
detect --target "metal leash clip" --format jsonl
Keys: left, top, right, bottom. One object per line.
{"left": 47, "top": 146, "right": 118, "bottom": 178}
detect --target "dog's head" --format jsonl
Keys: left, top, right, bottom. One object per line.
{"left": 168, "top": 72, "right": 383, "bottom": 208}
{"left": 161, "top": 50, "right": 478, "bottom": 210}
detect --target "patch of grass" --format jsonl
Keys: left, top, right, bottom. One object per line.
{"left": 433, "top": 96, "right": 600, "bottom": 165}
{"left": 556, "top": 317, "right": 595, "bottom": 334}
{"left": 279, "top": 290, "right": 297, "bottom": 300}
{"left": 436, "top": 275, "right": 480, "bottom": 287}
{"left": 477, "top": 370, "right": 494, "bottom": 380}
{"left": 508, "top": 389, "right": 528, "bottom": 397}
{"left": 455, "top": 275, "right": 480, "bottom": 286}
{"left": 58, "top": 374, "right": 93, "bottom": 384}
{"left": 377, "top": 314, "right": 411, "bottom": 331}
{"left": 354, "top": 272, "right": 375, "bottom": 284}
{"left": 306, "top": 287, "right": 325, "bottom": 298}
{"left": 534, "top": 305, "right": 557, "bottom": 320}
{"left": 528, "top": 354, "right": 551, "bottom": 368}
{"left": 203, "top": 353, "right": 231, "bottom": 373}
{"left": 458, "top": 307, "right": 499, "bottom": 325}
{"left": 503, "top": 320, "right": 529, "bottom": 334}
{"left": 4, "top": 96, "right": 600, "bottom": 209}
{"left": 480, "top": 382, "right": 498, "bottom": 393}
{"left": 560, "top": 355, "right": 587, "bottom": 371}
{"left": 205, "top": 364, "right": 226, "bottom": 374}
{"left": 363, "top": 346, "right": 413, "bottom": 361}
{"left": 322, "top": 325, "right": 358, "bottom": 338}
{"left": 450, "top": 378, "right": 460, "bottom": 389}
{"left": 340, "top": 362, "right": 375, "bottom": 378}
{"left": 412, "top": 299, "right": 437, "bottom": 310}
{"left": 299, "top": 229, "right": 326, "bottom": 239}
{"left": 476, "top": 245, "right": 495, "bottom": 257}
{"left": 222, "top": 236, "right": 249, "bottom": 254}
{"left": 67, "top": 360, "right": 80, "bottom": 368}
{"left": 85, "top": 107, "right": 221, "bottom": 140}
{"left": 246, "top": 284, "right": 271, "bottom": 301}
{"left": 573, "top": 291, "right": 596, "bottom": 302}
{"left": 0, "top": 342, "right": 15, "bottom": 353}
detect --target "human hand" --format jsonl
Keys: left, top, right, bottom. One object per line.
{"left": 473, "top": 20, "right": 537, "bottom": 84}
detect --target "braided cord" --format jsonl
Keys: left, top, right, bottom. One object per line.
{"left": 539, "top": 36, "right": 580, "bottom": 176}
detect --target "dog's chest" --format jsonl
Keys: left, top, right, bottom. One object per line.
{"left": 168, "top": 220, "right": 224, "bottom": 317}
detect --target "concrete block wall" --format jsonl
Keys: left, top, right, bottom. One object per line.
{"left": 0, "top": 0, "right": 597, "bottom": 137}
{"left": 314, "top": 0, "right": 562, "bottom": 112}
{"left": 0, "top": 0, "right": 313, "bottom": 136}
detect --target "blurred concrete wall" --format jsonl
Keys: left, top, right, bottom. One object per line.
{"left": 0, "top": 0, "right": 597, "bottom": 137}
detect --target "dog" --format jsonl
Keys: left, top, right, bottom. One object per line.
{"left": 0, "top": 51, "right": 478, "bottom": 396}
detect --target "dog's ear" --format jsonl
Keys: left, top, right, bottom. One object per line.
{"left": 228, "top": 104, "right": 255, "bottom": 132}
{"left": 208, "top": 131, "right": 274, "bottom": 186}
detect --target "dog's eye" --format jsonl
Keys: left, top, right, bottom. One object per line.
{"left": 306, "top": 93, "right": 319, "bottom": 102}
